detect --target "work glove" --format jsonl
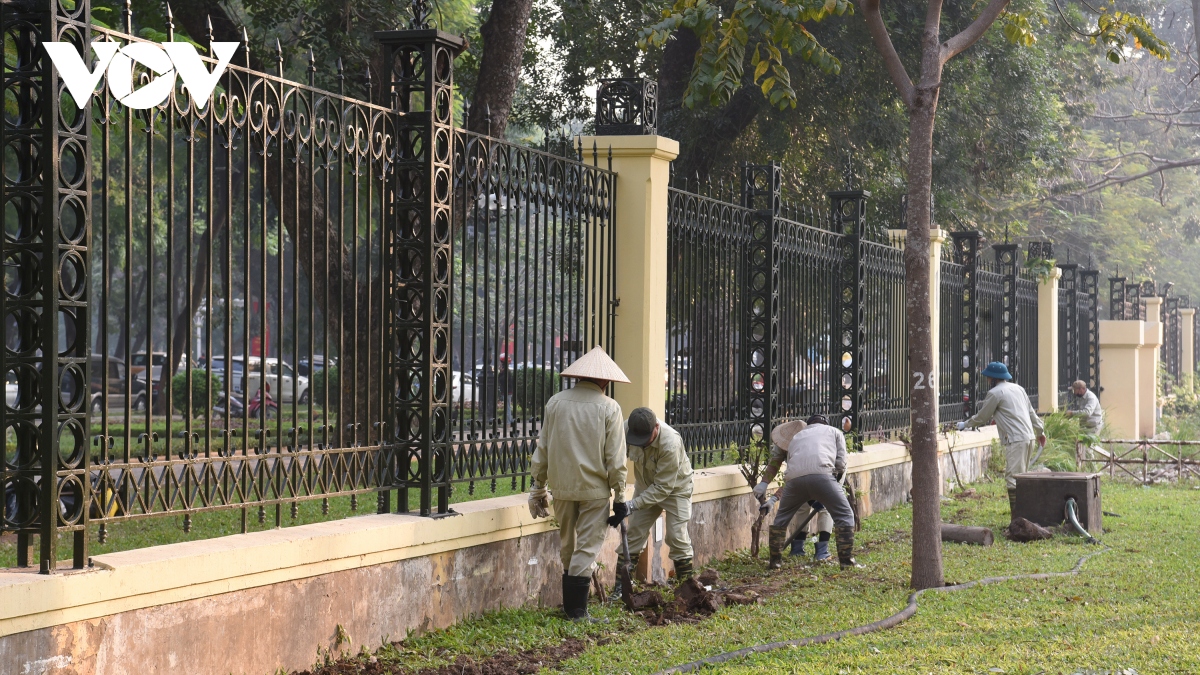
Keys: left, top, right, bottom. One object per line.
{"left": 955, "top": 421, "right": 966, "bottom": 431}
{"left": 833, "top": 470, "right": 845, "bottom": 483}
{"left": 753, "top": 481, "right": 769, "bottom": 500}
{"left": 759, "top": 493, "right": 778, "bottom": 516}
{"left": 527, "top": 484, "right": 550, "bottom": 519}
{"left": 607, "top": 500, "right": 634, "bottom": 528}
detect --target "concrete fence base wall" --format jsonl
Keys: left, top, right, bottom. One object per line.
{"left": 0, "top": 429, "right": 996, "bottom": 675}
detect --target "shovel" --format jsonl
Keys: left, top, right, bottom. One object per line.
{"left": 618, "top": 522, "right": 635, "bottom": 611}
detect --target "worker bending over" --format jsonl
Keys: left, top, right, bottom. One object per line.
{"left": 957, "top": 361, "right": 1045, "bottom": 517}
{"left": 529, "top": 347, "right": 629, "bottom": 620}
{"left": 608, "top": 407, "right": 694, "bottom": 599}
{"left": 754, "top": 415, "right": 859, "bottom": 570}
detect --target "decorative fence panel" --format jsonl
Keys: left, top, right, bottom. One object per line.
{"left": 665, "top": 185, "right": 753, "bottom": 467}
{"left": 859, "top": 240, "right": 909, "bottom": 436}
{"left": 1016, "top": 274, "right": 1040, "bottom": 409}
{"left": 939, "top": 259, "right": 966, "bottom": 423}
{"left": 448, "top": 133, "right": 616, "bottom": 495}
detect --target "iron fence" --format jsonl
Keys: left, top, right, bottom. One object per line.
{"left": 859, "top": 240, "right": 908, "bottom": 436}
{"left": 665, "top": 184, "right": 753, "bottom": 467}
{"left": 1016, "top": 273, "right": 1039, "bottom": 408}
{"left": 448, "top": 132, "right": 616, "bottom": 495}
{"left": 939, "top": 259, "right": 965, "bottom": 423}
{"left": 0, "top": 0, "right": 617, "bottom": 570}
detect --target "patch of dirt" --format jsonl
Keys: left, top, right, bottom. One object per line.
{"left": 953, "top": 488, "right": 981, "bottom": 500}
{"left": 297, "top": 638, "right": 589, "bottom": 675}
{"left": 633, "top": 570, "right": 772, "bottom": 626}
{"left": 945, "top": 508, "right": 971, "bottom": 524}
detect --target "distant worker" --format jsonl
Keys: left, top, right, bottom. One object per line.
{"left": 754, "top": 415, "right": 859, "bottom": 570}
{"left": 608, "top": 407, "right": 695, "bottom": 600}
{"left": 1065, "top": 379, "right": 1104, "bottom": 463}
{"left": 529, "top": 346, "right": 629, "bottom": 620}
{"left": 957, "top": 362, "right": 1046, "bottom": 517}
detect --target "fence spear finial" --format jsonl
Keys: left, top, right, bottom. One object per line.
{"left": 206, "top": 15, "right": 214, "bottom": 46}
{"left": 165, "top": 4, "right": 174, "bottom": 40}
{"left": 336, "top": 58, "right": 345, "bottom": 95}
{"left": 307, "top": 48, "right": 316, "bottom": 86}
{"left": 274, "top": 39, "right": 283, "bottom": 76}
{"left": 364, "top": 64, "right": 373, "bottom": 103}
{"left": 241, "top": 26, "right": 251, "bottom": 67}
{"left": 123, "top": 0, "right": 132, "bottom": 33}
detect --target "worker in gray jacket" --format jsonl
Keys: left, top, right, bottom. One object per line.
{"left": 754, "top": 415, "right": 859, "bottom": 570}
{"left": 607, "top": 407, "right": 694, "bottom": 599}
{"left": 529, "top": 346, "right": 629, "bottom": 620}
{"left": 1065, "top": 379, "right": 1104, "bottom": 462}
{"left": 957, "top": 361, "right": 1046, "bottom": 517}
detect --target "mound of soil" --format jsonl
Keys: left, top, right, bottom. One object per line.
{"left": 1005, "top": 517, "right": 1055, "bottom": 542}
{"left": 297, "top": 638, "right": 589, "bottom": 675}
{"left": 634, "top": 575, "right": 766, "bottom": 626}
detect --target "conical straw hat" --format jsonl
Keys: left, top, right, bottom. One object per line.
{"left": 770, "top": 420, "right": 807, "bottom": 452}
{"left": 560, "top": 346, "right": 630, "bottom": 383}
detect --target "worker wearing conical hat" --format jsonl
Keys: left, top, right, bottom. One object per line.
{"left": 529, "top": 346, "right": 629, "bottom": 620}
{"left": 755, "top": 415, "right": 859, "bottom": 570}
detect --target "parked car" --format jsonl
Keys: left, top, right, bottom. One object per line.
{"left": 209, "top": 356, "right": 310, "bottom": 404}
{"left": 129, "top": 352, "right": 192, "bottom": 382}
{"left": 297, "top": 355, "right": 336, "bottom": 378}
{"left": 452, "top": 371, "right": 476, "bottom": 405}
{"left": 89, "top": 355, "right": 146, "bottom": 413}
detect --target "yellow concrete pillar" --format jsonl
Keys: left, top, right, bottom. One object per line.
{"left": 1099, "top": 320, "right": 1143, "bottom": 439}
{"left": 1140, "top": 296, "right": 1164, "bottom": 438}
{"left": 887, "top": 228, "right": 946, "bottom": 395}
{"left": 1182, "top": 307, "right": 1196, "bottom": 393}
{"left": 1037, "top": 268, "right": 1062, "bottom": 413}
{"left": 580, "top": 135, "right": 679, "bottom": 418}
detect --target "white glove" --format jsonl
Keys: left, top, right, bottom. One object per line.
{"left": 528, "top": 484, "right": 550, "bottom": 519}
{"left": 955, "top": 421, "right": 966, "bottom": 431}
{"left": 753, "top": 481, "right": 769, "bottom": 500}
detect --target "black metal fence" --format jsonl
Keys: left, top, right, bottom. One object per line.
{"left": 939, "top": 258, "right": 965, "bottom": 422}
{"left": 0, "top": 0, "right": 616, "bottom": 571}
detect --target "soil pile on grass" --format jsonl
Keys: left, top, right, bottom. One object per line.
{"left": 632, "top": 568, "right": 765, "bottom": 626}
{"left": 297, "top": 638, "right": 588, "bottom": 675}
{"left": 1005, "top": 517, "right": 1055, "bottom": 542}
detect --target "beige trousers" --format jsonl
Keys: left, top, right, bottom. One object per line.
{"left": 621, "top": 490, "right": 694, "bottom": 565}
{"left": 1004, "top": 439, "right": 1038, "bottom": 489}
{"left": 553, "top": 498, "right": 610, "bottom": 577}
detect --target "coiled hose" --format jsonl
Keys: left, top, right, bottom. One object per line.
{"left": 1065, "top": 497, "right": 1101, "bottom": 545}
{"left": 653, "top": 545, "right": 1111, "bottom": 674}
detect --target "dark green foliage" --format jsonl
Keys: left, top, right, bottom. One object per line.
{"left": 171, "top": 370, "right": 222, "bottom": 418}
{"left": 512, "top": 367, "right": 559, "bottom": 413}
{"left": 312, "top": 366, "right": 339, "bottom": 411}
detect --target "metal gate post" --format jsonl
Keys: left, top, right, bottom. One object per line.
{"left": 1081, "top": 269, "right": 1100, "bottom": 390}
{"left": 951, "top": 231, "right": 982, "bottom": 416}
{"left": 377, "top": 2, "right": 465, "bottom": 516}
{"left": 992, "top": 242, "right": 1020, "bottom": 379}
{"left": 829, "top": 186, "right": 869, "bottom": 445}
{"left": 1058, "top": 259, "right": 1079, "bottom": 396}
{"left": 1109, "top": 273, "right": 1127, "bottom": 320}
{"left": 2, "top": 0, "right": 93, "bottom": 572}
{"left": 741, "top": 163, "right": 780, "bottom": 446}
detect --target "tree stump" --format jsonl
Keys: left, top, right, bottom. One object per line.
{"left": 940, "top": 522, "right": 994, "bottom": 546}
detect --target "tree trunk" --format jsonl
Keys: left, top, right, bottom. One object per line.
{"left": 905, "top": 70, "right": 944, "bottom": 588}
{"left": 467, "top": 0, "right": 536, "bottom": 137}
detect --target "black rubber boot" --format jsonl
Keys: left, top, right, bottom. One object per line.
{"left": 608, "top": 552, "right": 639, "bottom": 602}
{"left": 1007, "top": 488, "right": 1018, "bottom": 520}
{"left": 673, "top": 557, "right": 694, "bottom": 582}
{"left": 835, "top": 525, "right": 861, "bottom": 568}
{"left": 768, "top": 526, "right": 787, "bottom": 570}
{"left": 562, "top": 573, "right": 592, "bottom": 620}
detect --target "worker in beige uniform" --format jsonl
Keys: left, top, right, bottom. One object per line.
{"left": 957, "top": 361, "right": 1046, "bottom": 517}
{"left": 607, "top": 407, "right": 694, "bottom": 600}
{"left": 1065, "top": 379, "right": 1104, "bottom": 463}
{"left": 754, "top": 415, "right": 859, "bottom": 570}
{"left": 528, "top": 346, "right": 629, "bottom": 620}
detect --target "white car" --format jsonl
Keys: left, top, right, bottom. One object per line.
{"left": 452, "top": 371, "right": 476, "bottom": 405}
{"left": 212, "top": 356, "right": 310, "bottom": 404}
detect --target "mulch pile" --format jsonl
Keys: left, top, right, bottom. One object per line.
{"left": 1004, "top": 517, "right": 1055, "bottom": 542}
{"left": 297, "top": 638, "right": 589, "bottom": 675}
{"left": 627, "top": 568, "right": 767, "bottom": 626}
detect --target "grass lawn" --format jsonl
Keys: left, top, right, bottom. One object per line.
{"left": 298, "top": 478, "right": 1200, "bottom": 674}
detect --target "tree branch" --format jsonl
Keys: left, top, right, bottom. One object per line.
{"left": 941, "top": 0, "right": 1011, "bottom": 63}
{"left": 1069, "top": 156, "right": 1200, "bottom": 195}
{"left": 859, "top": 0, "right": 915, "bottom": 107}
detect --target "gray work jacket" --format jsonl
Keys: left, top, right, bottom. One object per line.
{"left": 965, "top": 381, "right": 1045, "bottom": 445}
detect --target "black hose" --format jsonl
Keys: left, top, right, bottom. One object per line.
{"left": 653, "top": 547, "right": 1111, "bottom": 674}
{"left": 1065, "top": 498, "right": 1101, "bottom": 545}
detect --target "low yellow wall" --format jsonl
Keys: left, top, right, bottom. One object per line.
{"left": 0, "top": 427, "right": 998, "bottom": 643}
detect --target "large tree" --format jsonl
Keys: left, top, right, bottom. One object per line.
{"left": 644, "top": 0, "right": 1166, "bottom": 589}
